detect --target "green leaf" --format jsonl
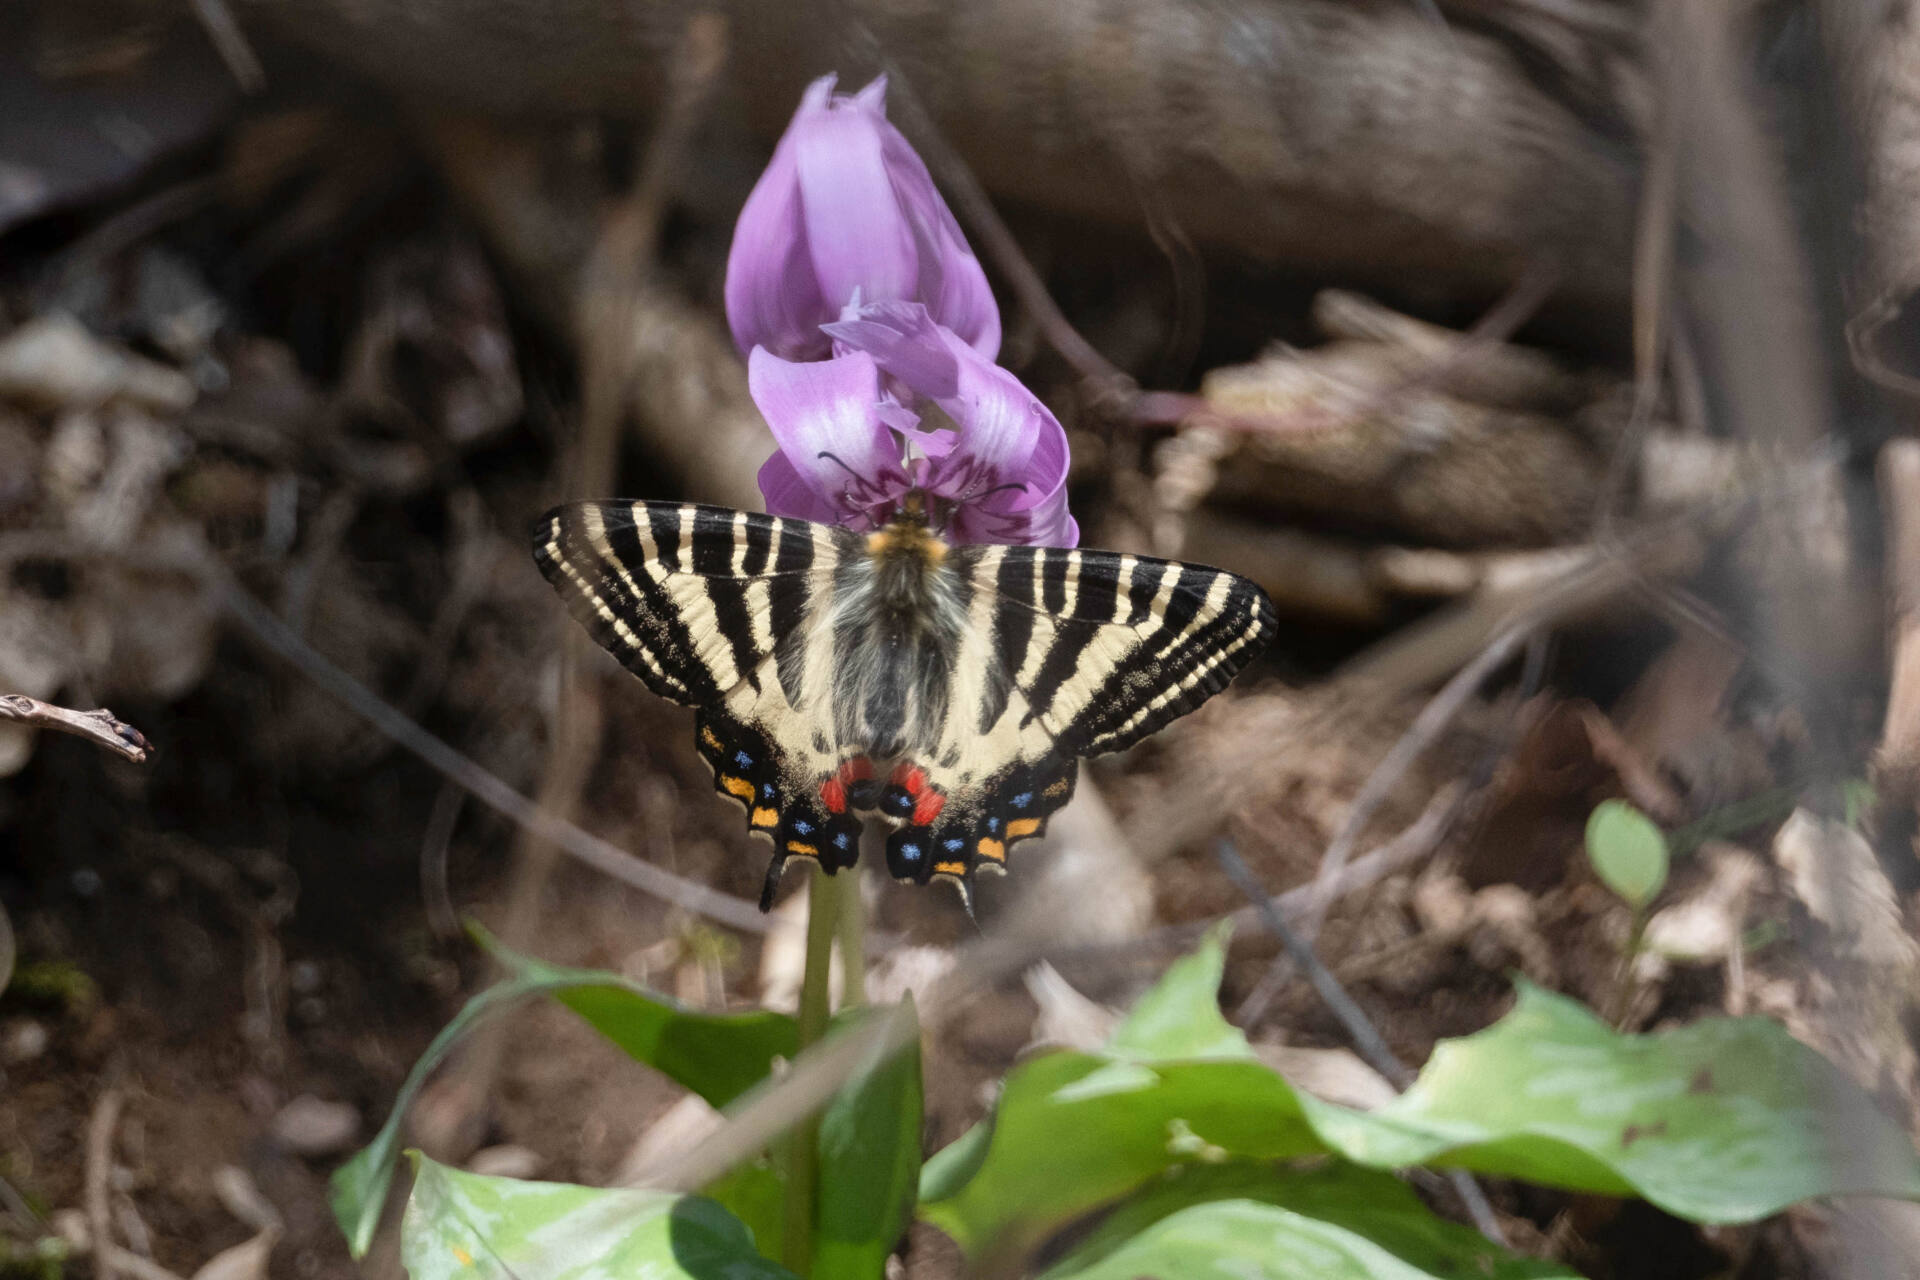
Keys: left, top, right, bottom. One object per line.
{"left": 918, "top": 1049, "right": 1335, "bottom": 1259}
{"left": 1104, "top": 922, "right": 1253, "bottom": 1061}
{"left": 333, "top": 938, "right": 797, "bottom": 1258}
{"left": 1312, "top": 981, "right": 1920, "bottom": 1222}
{"left": 1037, "top": 1162, "right": 1583, "bottom": 1280}
{"left": 921, "top": 946, "right": 1920, "bottom": 1263}
{"left": 1584, "top": 799, "right": 1669, "bottom": 907}
{"left": 813, "top": 998, "right": 923, "bottom": 1280}
{"left": 474, "top": 925, "right": 798, "bottom": 1108}
{"left": 401, "top": 1153, "right": 798, "bottom": 1279}
{"left": 702, "top": 1160, "right": 786, "bottom": 1264}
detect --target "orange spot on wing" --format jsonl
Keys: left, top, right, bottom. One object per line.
{"left": 1006, "top": 818, "right": 1040, "bottom": 839}
{"left": 933, "top": 860, "right": 967, "bottom": 876}
{"left": 976, "top": 838, "right": 1005, "bottom": 862}
{"left": 701, "top": 727, "right": 723, "bottom": 751}
{"left": 786, "top": 842, "right": 819, "bottom": 857}
{"left": 751, "top": 806, "right": 779, "bottom": 827}
{"left": 721, "top": 775, "right": 755, "bottom": 800}
{"left": 1044, "top": 779, "right": 1069, "bottom": 798}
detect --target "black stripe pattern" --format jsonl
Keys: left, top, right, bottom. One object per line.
{"left": 532, "top": 499, "right": 1276, "bottom": 913}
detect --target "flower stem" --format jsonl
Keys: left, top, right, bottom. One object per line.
{"left": 781, "top": 865, "right": 844, "bottom": 1275}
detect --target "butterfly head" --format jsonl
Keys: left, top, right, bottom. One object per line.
{"left": 865, "top": 491, "right": 948, "bottom": 568}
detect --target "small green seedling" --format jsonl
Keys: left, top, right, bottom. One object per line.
{"left": 1585, "top": 799, "right": 1670, "bottom": 911}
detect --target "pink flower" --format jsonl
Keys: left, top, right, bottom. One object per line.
{"left": 725, "top": 75, "right": 1000, "bottom": 363}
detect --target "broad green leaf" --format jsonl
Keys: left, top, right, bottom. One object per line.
{"left": 1104, "top": 922, "right": 1253, "bottom": 1061}
{"left": 1311, "top": 981, "right": 1920, "bottom": 1222}
{"left": 475, "top": 926, "right": 798, "bottom": 1108}
{"left": 918, "top": 1049, "right": 1335, "bottom": 1258}
{"left": 1585, "top": 799, "right": 1669, "bottom": 907}
{"left": 401, "top": 1154, "right": 797, "bottom": 1279}
{"left": 813, "top": 998, "right": 923, "bottom": 1279}
{"left": 921, "top": 943, "right": 1920, "bottom": 1261}
{"left": 334, "top": 940, "right": 796, "bottom": 1258}
{"left": 1037, "top": 1162, "right": 1582, "bottom": 1280}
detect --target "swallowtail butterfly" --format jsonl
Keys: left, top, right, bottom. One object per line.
{"left": 533, "top": 496, "right": 1276, "bottom": 912}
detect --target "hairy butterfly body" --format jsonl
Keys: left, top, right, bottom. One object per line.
{"left": 532, "top": 497, "right": 1276, "bottom": 912}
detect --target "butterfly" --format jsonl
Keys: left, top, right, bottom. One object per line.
{"left": 532, "top": 495, "right": 1276, "bottom": 913}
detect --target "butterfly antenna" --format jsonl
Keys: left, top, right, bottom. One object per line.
{"left": 759, "top": 853, "right": 789, "bottom": 913}
{"left": 816, "top": 451, "right": 863, "bottom": 480}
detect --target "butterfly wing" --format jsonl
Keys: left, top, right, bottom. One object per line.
{"left": 533, "top": 501, "right": 867, "bottom": 902}
{"left": 880, "top": 545, "right": 1277, "bottom": 896}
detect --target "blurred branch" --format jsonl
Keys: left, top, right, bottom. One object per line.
{"left": 1213, "top": 838, "right": 1506, "bottom": 1246}
{"left": 0, "top": 694, "right": 151, "bottom": 763}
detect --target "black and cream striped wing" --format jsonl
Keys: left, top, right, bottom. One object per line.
{"left": 533, "top": 501, "right": 871, "bottom": 884}
{"left": 879, "top": 544, "right": 1275, "bottom": 888}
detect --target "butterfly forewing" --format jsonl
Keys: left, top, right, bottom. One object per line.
{"left": 532, "top": 499, "right": 1276, "bottom": 910}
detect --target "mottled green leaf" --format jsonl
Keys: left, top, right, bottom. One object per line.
{"left": 1312, "top": 981, "right": 1920, "bottom": 1222}
{"left": 401, "top": 1154, "right": 797, "bottom": 1280}
{"left": 813, "top": 998, "right": 923, "bottom": 1279}
{"left": 1037, "top": 1163, "right": 1583, "bottom": 1280}
{"left": 921, "top": 935, "right": 1920, "bottom": 1261}
{"left": 1585, "top": 799, "right": 1669, "bottom": 907}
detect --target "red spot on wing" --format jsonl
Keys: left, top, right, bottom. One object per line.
{"left": 912, "top": 787, "right": 946, "bottom": 826}
{"left": 820, "top": 778, "right": 847, "bottom": 814}
{"left": 891, "top": 763, "right": 928, "bottom": 796}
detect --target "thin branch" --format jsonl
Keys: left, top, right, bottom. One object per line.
{"left": 0, "top": 694, "right": 150, "bottom": 763}
{"left": 188, "top": 0, "right": 266, "bottom": 93}
{"left": 1301, "top": 624, "right": 1534, "bottom": 942}
{"left": 215, "top": 581, "right": 774, "bottom": 934}
{"left": 1214, "top": 839, "right": 1507, "bottom": 1246}
{"left": 84, "top": 1089, "right": 124, "bottom": 1280}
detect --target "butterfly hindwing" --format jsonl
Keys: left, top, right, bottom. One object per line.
{"left": 879, "top": 543, "right": 1277, "bottom": 898}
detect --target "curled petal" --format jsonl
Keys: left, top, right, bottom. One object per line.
{"left": 949, "top": 476, "right": 1079, "bottom": 548}
{"left": 826, "top": 302, "right": 1070, "bottom": 545}
{"left": 748, "top": 346, "right": 909, "bottom": 527}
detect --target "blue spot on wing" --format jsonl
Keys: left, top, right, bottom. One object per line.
{"left": 899, "top": 843, "right": 921, "bottom": 861}
{"left": 762, "top": 783, "right": 776, "bottom": 798}
{"left": 793, "top": 819, "right": 813, "bottom": 835}
{"left": 987, "top": 817, "right": 1000, "bottom": 833}
{"left": 734, "top": 750, "right": 754, "bottom": 768}
{"left": 834, "top": 832, "right": 851, "bottom": 849}
{"left": 1012, "top": 792, "right": 1032, "bottom": 809}
{"left": 944, "top": 838, "right": 965, "bottom": 852}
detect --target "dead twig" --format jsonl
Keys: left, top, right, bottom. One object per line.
{"left": 187, "top": 0, "right": 266, "bottom": 93}
{"left": 216, "top": 580, "right": 774, "bottom": 934}
{"left": 1213, "top": 839, "right": 1506, "bottom": 1247}
{"left": 0, "top": 694, "right": 151, "bottom": 763}
{"left": 1303, "top": 624, "right": 1534, "bottom": 942}
{"left": 84, "top": 1089, "right": 124, "bottom": 1280}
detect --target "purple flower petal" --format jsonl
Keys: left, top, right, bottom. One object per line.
{"left": 795, "top": 78, "right": 921, "bottom": 317}
{"left": 827, "top": 300, "right": 1072, "bottom": 546}
{"left": 725, "top": 75, "right": 999, "bottom": 363}
{"left": 875, "top": 114, "right": 1000, "bottom": 360}
{"left": 725, "top": 80, "right": 832, "bottom": 360}
{"left": 747, "top": 346, "right": 909, "bottom": 527}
